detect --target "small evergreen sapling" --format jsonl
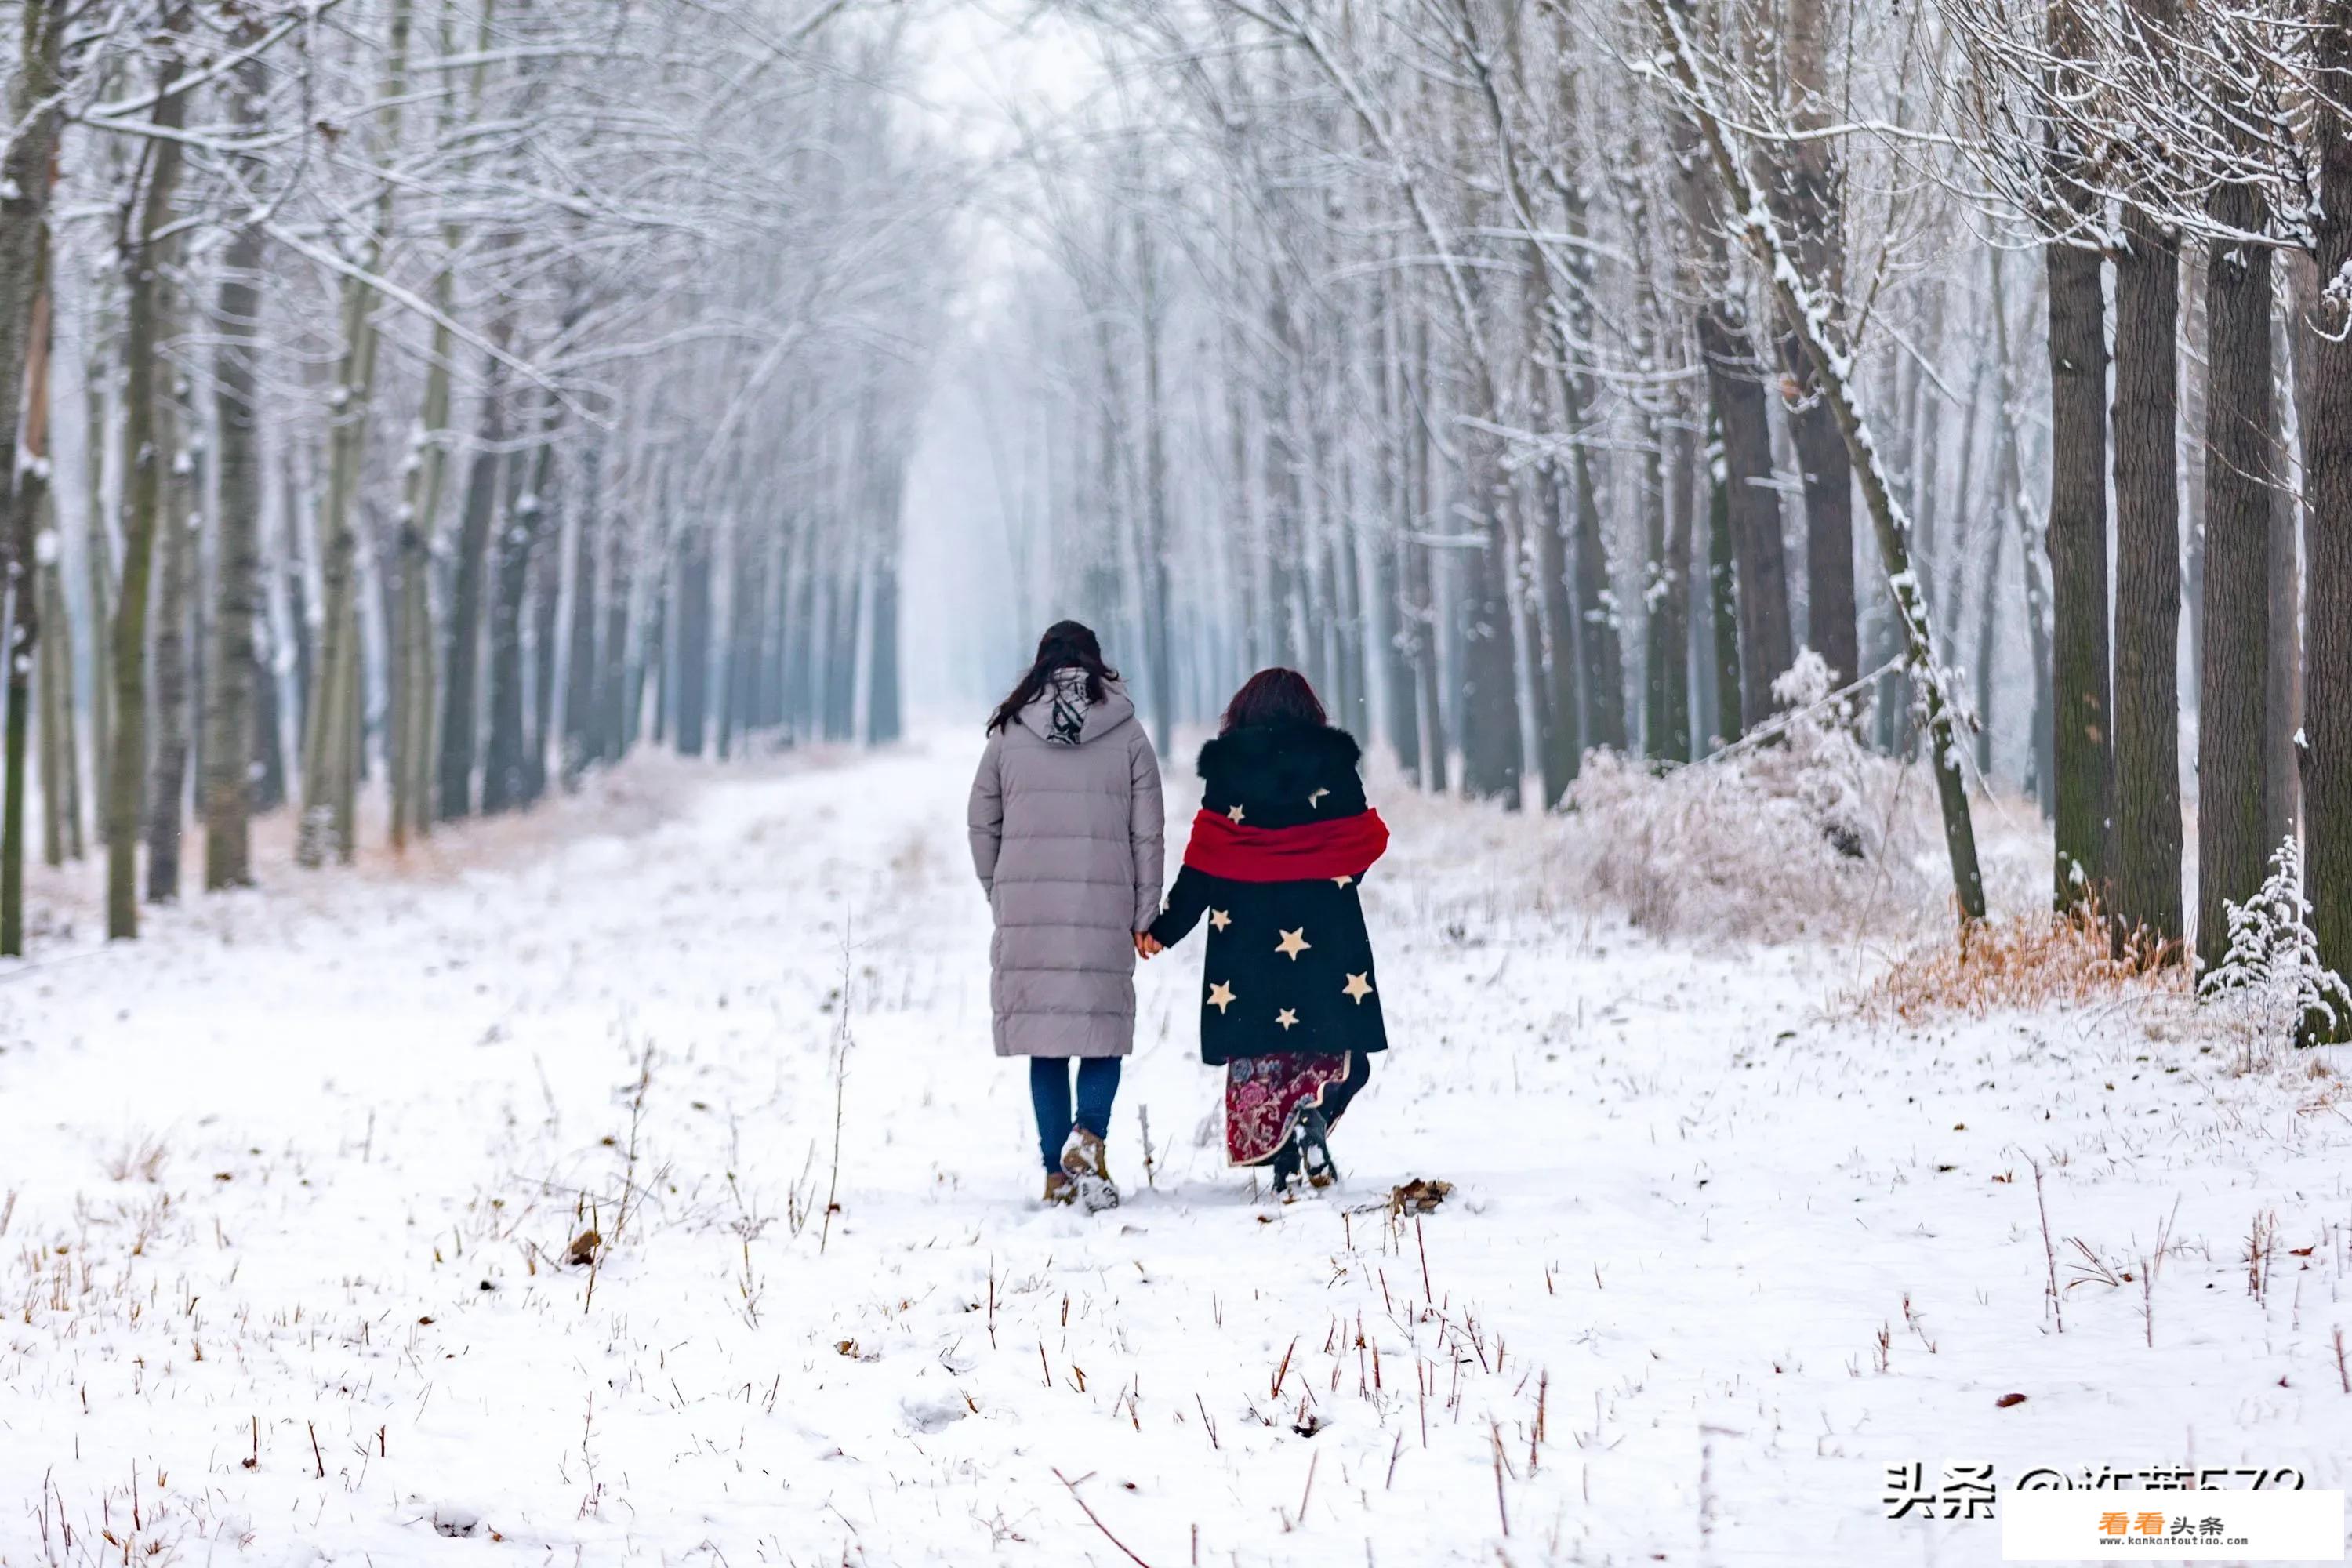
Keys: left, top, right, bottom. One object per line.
{"left": 2198, "top": 835, "right": 2352, "bottom": 1054}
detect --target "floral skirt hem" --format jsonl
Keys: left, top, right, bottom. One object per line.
{"left": 1225, "top": 1053, "right": 1352, "bottom": 1167}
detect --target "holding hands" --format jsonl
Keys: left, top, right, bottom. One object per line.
{"left": 1134, "top": 931, "right": 1163, "bottom": 959}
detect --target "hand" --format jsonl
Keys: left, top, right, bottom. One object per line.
{"left": 1134, "top": 931, "right": 1163, "bottom": 959}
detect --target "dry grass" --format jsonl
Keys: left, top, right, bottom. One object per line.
{"left": 103, "top": 1130, "right": 171, "bottom": 1185}
{"left": 1850, "top": 906, "right": 2189, "bottom": 1023}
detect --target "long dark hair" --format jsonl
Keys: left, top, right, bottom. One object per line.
{"left": 1220, "top": 667, "right": 1327, "bottom": 733}
{"left": 987, "top": 621, "right": 1120, "bottom": 734}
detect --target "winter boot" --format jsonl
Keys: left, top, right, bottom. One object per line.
{"left": 1060, "top": 1127, "right": 1121, "bottom": 1213}
{"left": 1042, "top": 1171, "right": 1076, "bottom": 1207}
{"left": 1294, "top": 1108, "right": 1339, "bottom": 1190}
{"left": 1269, "top": 1138, "right": 1303, "bottom": 1198}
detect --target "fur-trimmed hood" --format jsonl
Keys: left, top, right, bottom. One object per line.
{"left": 1197, "top": 723, "right": 1362, "bottom": 789}
{"left": 1194, "top": 724, "right": 1367, "bottom": 831}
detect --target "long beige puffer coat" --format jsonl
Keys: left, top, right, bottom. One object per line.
{"left": 967, "top": 673, "right": 1165, "bottom": 1058}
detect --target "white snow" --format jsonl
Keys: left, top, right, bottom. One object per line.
{"left": 2, "top": 737, "right": 2348, "bottom": 1563}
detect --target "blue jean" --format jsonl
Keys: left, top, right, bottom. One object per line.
{"left": 1030, "top": 1057, "right": 1122, "bottom": 1171}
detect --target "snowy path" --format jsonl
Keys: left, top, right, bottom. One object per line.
{"left": 3, "top": 737, "right": 2350, "bottom": 1566}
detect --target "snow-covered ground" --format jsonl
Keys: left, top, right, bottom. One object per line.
{"left": 3, "top": 735, "right": 2349, "bottom": 1566}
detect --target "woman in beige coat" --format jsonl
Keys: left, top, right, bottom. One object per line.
{"left": 967, "top": 621, "right": 1163, "bottom": 1209}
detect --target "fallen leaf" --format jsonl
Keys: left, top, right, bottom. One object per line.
{"left": 1388, "top": 1178, "right": 1454, "bottom": 1215}
{"left": 1995, "top": 1392, "right": 2027, "bottom": 1408}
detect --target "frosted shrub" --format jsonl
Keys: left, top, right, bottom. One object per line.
{"left": 1563, "top": 650, "right": 1934, "bottom": 942}
{"left": 2199, "top": 834, "right": 2351, "bottom": 1059}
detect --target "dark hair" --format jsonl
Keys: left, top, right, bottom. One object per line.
{"left": 987, "top": 620, "right": 1120, "bottom": 734}
{"left": 1220, "top": 667, "right": 1326, "bottom": 733}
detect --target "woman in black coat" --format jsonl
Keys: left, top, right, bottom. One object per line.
{"left": 1141, "top": 669, "right": 1388, "bottom": 1193}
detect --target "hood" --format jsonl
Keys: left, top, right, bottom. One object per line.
{"left": 1196, "top": 723, "right": 1361, "bottom": 791}
{"left": 1016, "top": 669, "right": 1136, "bottom": 746}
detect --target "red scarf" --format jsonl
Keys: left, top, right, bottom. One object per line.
{"left": 1181, "top": 807, "right": 1389, "bottom": 884}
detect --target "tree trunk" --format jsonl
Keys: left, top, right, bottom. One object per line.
{"left": 144, "top": 310, "right": 196, "bottom": 903}
{"left": 1769, "top": 0, "right": 1859, "bottom": 691}
{"left": 104, "top": 17, "right": 190, "bottom": 941}
{"left": 203, "top": 71, "right": 266, "bottom": 889}
{"left": 2111, "top": 198, "right": 2185, "bottom": 950}
{"left": 1529, "top": 448, "right": 1577, "bottom": 798}
{"left": 719, "top": 516, "right": 755, "bottom": 759}
{"left": 674, "top": 527, "right": 710, "bottom": 757}
{"left": 482, "top": 427, "right": 547, "bottom": 812}
{"left": 437, "top": 364, "right": 506, "bottom": 819}
{"left": 1973, "top": 492, "right": 2006, "bottom": 783}
{"left": 1703, "top": 411, "right": 1744, "bottom": 748}
{"left": 5, "top": 7, "right": 68, "bottom": 934}
{"left": 1135, "top": 212, "right": 1174, "bottom": 757}
{"left": 561, "top": 445, "right": 601, "bottom": 787}
{"left": 251, "top": 519, "right": 287, "bottom": 815}
{"left": 598, "top": 492, "right": 635, "bottom": 763}
{"left": 1987, "top": 249, "right": 2058, "bottom": 816}
{"left": 298, "top": 0, "right": 412, "bottom": 866}
{"left": 870, "top": 526, "right": 903, "bottom": 744}
{"left": 1648, "top": 416, "right": 1696, "bottom": 764}
{"left": 0, "top": 0, "right": 64, "bottom": 506}
{"left": 85, "top": 354, "right": 114, "bottom": 829}
{"left": 524, "top": 442, "right": 561, "bottom": 803}
{"left": 38, "top": 517, "right": 78, "bottom": 866}
{"left": 2047, "top": 236, "right": 2114, "bottom": 911}
{"left": 1459, "top": 438, "right": 1523, "bottom": 802}
{"left": 2267, "top": 274, "right": 2305, "bottom": 851}
{"left": 2310, "top": 13, "right": 2352, "bottom": 1006}
{"left": 632, "top": 508, "right": 666, "bottom": 752}
{"left": 1699, "top": 309, "right": 1790, "bottom": 722}
{"left": 2182, "top": 252, "right": 2210, "bottom": 716}
{"left": 2042, "top": 2, "right": 2117, "bottom": 914}
{"left": 2198, "top": 196, "right": 2276, "bottom": 973}
{"left": 833, "top": 572, "right": 862, "bottom": 741}
{"left": 1408, "top": 317, "right": 1446, "bottom": 786}
{"left": 1372, "top": 285, "right": 1420, "bottom": 779}
{"left": 1568, "top": 389, "right": 1627, "bottom": 759}
{"left": 3, "top": 246, "right": 52, "bottom": 953}
{"left": 389, "top": 292, "right": 454, "bottom": 848}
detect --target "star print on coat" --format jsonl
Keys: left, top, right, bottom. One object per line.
{"left": 1138, "top": 720, "right": 1391, "bottom": 1069}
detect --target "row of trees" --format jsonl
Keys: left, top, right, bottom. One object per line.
{"left": 955, "top": 0, "right": 2352, "bottom": 966}
{"left": 13, "top": 0, "right": 2352, "bottom": 985}
{"left": 0, "top": 0, "right": 946, "bottom": 947}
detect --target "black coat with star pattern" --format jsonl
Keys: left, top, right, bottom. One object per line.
{"left": 1147, "top": 723, "right": 1388, "bottom": 1065}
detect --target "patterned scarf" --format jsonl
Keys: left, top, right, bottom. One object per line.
{"left": 1046, "top": 667, "right": 1091, "bottom": 745}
